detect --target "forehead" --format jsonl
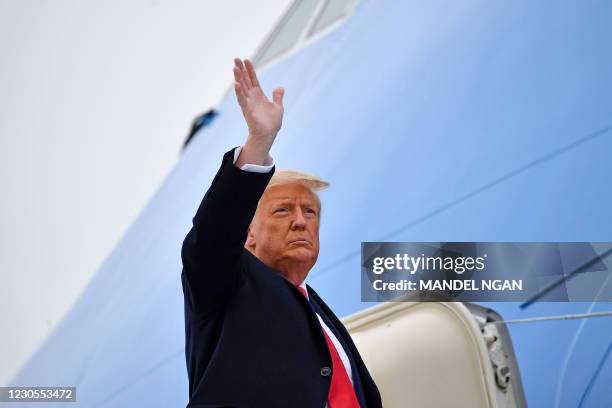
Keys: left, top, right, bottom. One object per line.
{"left": 261, "top": 182, "right": 320, "bottom": 205}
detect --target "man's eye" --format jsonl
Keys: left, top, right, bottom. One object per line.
{"left": 306, "top": 208, "right": 316, "bottom": 215}
{"left": 274, "top": 208, "right": 288, "bottom": 213}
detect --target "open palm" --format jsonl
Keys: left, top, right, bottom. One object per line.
{"left": 233, "top": 58, "right": 284, "bottom": 141}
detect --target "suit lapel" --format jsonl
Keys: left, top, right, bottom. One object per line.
{"left": 306, "top": 285, "right": 367, "bottom": 408}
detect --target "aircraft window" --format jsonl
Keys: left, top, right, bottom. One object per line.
{"left": 256, "top": 0, "right": 321, "bottom": 67}
{"left": 307, "top": 0, "right": 357, "bottom": 37}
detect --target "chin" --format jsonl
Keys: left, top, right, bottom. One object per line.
{"left": 286, "top": 248, "right": 315, "bottom": 262}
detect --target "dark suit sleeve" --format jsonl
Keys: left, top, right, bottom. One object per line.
{"left": 181, "top": 147, "right": 275, "bottom": 314}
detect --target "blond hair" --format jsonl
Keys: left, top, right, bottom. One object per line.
{"left": 267, "top": 169, "right": 330, "bottom": 192}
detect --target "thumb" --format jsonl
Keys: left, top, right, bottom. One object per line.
{"left": 272, "top": 87, "right": 284, "bottom": 106}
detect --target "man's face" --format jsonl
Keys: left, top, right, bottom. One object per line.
{"left": 247, "top": 182, "right": 320, "bottom": 277}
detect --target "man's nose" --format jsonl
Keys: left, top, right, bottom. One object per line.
{"left": 291, "top": 208, "right": 307, "bottom": 229}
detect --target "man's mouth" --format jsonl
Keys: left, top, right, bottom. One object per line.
{"left": 289, "top": 239, "right": 311, "bottom": 245}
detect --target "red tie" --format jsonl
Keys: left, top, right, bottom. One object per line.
{"left": 296, "top": 285, "right": 361, "bottom": 408}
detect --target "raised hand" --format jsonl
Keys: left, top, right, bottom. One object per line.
{"left": 233, "top": 58, "right": 284, "bottom": 167}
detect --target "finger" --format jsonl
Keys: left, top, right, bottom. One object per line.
{"left": 233, "top": 66, "right": 248, "bottom": 94}
{"left": 244, "top": 59, "right": 260, "bottom": 89}
{"left": 235, "top": 58, "right": 253, "bottom": 89}
{"left": 234, "top": 82, "right": 247, "bottom": 108}
{"left": 233, "top": 58, "right": 248, "bottom": 90}
{"left": 272, "top": 87, "right": 284, "bottom": 107}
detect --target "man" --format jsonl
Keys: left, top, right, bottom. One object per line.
{"left": 181, "top": 58, "right": 382, "bottom": 407}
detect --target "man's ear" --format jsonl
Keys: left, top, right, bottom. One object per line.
{"left": 245, "top": 225, "right": 256, "bottom": 252}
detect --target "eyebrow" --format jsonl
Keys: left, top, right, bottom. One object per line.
{"left": 271, "top": 199, "right": 318, "bottom": 207}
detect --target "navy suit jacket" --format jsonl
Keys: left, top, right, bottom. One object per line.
{"left": 181, "top": 148, "right": 382, "bottom": 407}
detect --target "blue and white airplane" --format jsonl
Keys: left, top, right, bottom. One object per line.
{"left": 10, "top": 1, "right": 612, "bottom": 406}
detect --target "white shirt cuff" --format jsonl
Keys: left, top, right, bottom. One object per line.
{"left": 233, "top": 146, "right": 274, "bottom": 173}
